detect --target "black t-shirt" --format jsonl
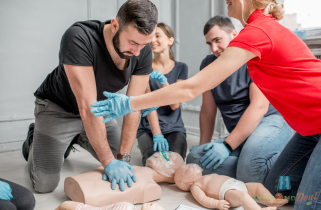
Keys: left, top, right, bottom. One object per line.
{"left": 137, "top": 62, "right": 188, "bottom": 137}
{"left": 34, "top": 20, "right": 153, "bottom": 114}
{"left": 200, "top": 54, "right": 279, "bottom": 133}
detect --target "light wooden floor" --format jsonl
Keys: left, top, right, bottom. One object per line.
{"left": 0, "top": 135, "right": 294, "bottom": 210}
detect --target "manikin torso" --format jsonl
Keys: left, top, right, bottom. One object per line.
{"left": 64, "top": 152, "right": 184, "bottom": 207}
{"left": 193, "top": 174, "right": 230, "bottom": 200}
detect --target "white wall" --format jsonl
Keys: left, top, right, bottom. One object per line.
{"left": 0, "top": 0, "right": 229, "bottom": 152}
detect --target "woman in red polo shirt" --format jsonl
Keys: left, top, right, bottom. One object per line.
{"left": 91, "top": 1, "right": 321, "bottom": 209}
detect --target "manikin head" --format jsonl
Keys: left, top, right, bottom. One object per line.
{"left": 111, "top": 0, "right": 158, "bottom": 59}
{"left": 225, "top": 0, "right": 285, "bottom": 25}
{"left": 150, "top": 23, "right": 175, "bottom": 61}
{"left": 203, "top": 16, "right": 237, "bottom": 57}
{"left": 146, "top": 151, "right": 185, "bottom": 177}
{"left": 141, "top": 203, "right": 165, "bottom": 210}
{"left": 174, "top": 164, "right": 203, "bottom": 191}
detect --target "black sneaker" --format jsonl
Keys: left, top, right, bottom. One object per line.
{"left": 64, "top": 134, "right": 80, "bottom": 159}
{"left": 22, "top": 123, "right": 35, "bottom": 161}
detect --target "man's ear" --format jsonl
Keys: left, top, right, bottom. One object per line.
{"left": 231, "top": 29, "right": 238, "bottom": 38}
{"left": 110, "top": 19, "right": 119, "bottom": 34}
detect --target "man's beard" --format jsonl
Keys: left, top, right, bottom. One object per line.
{"left": 112, "top": 30, "right": 133, "bottom": 60}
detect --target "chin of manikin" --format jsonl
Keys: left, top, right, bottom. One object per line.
{"left": 141, "top": 203, "right": 165, "bottom": 210}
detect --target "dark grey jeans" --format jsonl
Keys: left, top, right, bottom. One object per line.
{"left": 28, "top": 98, "right": 121, "bottom": 193}
{"left": 0, "top": 178, "right": 35, "bottom": 210}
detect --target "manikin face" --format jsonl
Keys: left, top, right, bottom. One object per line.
{"left": 150, "top": 27, "right": 174, "bottom": 55}
{"left": 141, "top": 203, "right": 165, "bottom": 210}
{"left": 205, "top": 25, "right": 237, "bottom": 57}
{"left": 112, "top": 20, "right": 156, "bottom": 59}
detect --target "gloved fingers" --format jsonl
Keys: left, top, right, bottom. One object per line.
{"left": 119, "top": 178, "right": 125, "bottom": 191}
{"left": 103, "top": 114, "right": 118, "bottom": 123}
{"left": 165, "top": 141, "right": 169, "bottom": 151}
{"left": 206, "top": 156, "right": 220, "bottom": 169}
{"left": 94, "top": 110, "right": 111, "bottom": 117}
{"left": 111, "top": 178, "right": 117, "bottom": 190}
{"left": 204, "top": 142, "right": 214, "bottom": 151}
{"left": 214, "top": 159, "right": 225, "bottom": 170}
{"left": 161, "top": 142, "right": 165, "bottom": 151}
{"left": 158, "top": 142, "right": 162, "bottom": 152}
{"left": 103, "top": 91, "right": 116, "bottom": 99}
{"left": 126, "top": 175, "right": 133, "bottom": 187}
{"left": 150, "top": 72, "right": 158, "bottom": 80}
{"left": 201, "top": 153, "right": 216, "bottom": 167}
{"left": 189, "top": 145, "right": 197, "bottom": 152}
{"left": 141, "top": 109, "right": 148, "bottom": 117}
{"left": 103, "top": 173, "right": 108, "bottom": 181}
{"left": 153, "top": 142, "right": 158, "bottom": 151}
{"left": 131, "top": 173, "right": 137, "bottom": 182}
{"left": 200, "top": 149, "right": 214, "bottom": 163}
{"left": 94, "top": 105, "right": 110, "bottom": 112}
{"left": 91, "top": 99, "right": 109, "bottom": 107}
{"left": 8, "top": 191, "right": 13, "bottom": 200}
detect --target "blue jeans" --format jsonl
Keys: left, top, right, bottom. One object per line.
{"left": 264, "top": 133, "right": 321, "bottom": 209}
{"left": 186, "top": 114, "right": 292, "bottom": 183}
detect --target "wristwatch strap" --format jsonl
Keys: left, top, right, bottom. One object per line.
{"left": 223, "top": 141, "right": 233, "bottom": 152}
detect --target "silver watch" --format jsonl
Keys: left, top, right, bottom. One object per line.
{"left": 117, "top": 153, "right": 131, "bottom": 163}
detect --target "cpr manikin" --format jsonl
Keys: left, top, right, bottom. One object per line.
{"left": 64, "top": 152, "right": 184, "bottom": 206}
{"left": 174, "top": 164, "right": 289, "bottom": 210}
{"left": 55, "top": 201, "right": 165, "bottom": 210}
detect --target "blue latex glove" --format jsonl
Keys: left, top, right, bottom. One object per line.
{"left": 149, "top": 71, "right": 167, "bottom": 84}
{"left": 90, "top": 92, "right": 135, "bottom": 123}
{"left": 200, "top": 142, "right": 231, "bottom": 170}
{"left": 189, "top": 145, "right": 198, "bottom": 152}
{"left": 0, "top": 180, "right": 13, "bottom": 201}
{"left": 153, "top": 134, "right": 169, "bottom": 152}
{"left": 141, "top": 106, "right": 159, "bottom": 117}
{"left": 103, "top": 160, "right": 137, "bottom": 191}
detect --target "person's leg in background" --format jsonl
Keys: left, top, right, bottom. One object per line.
{"left": 0, "top": 178, "right": 35, "bottom": 210}
{"left": 28, "top": 98, "right": 83, "bottom": 193}
{"left": 137, "top": 133, "right": 154, "bottom": 166}
{"left": 264, "top": 133, "right": 321, "bottom": 209}
{"left": 236, "top": 114, "right": 292, "bottom": 183}
{"left": 186, "top": 137, "right": 242, "bottom": 177}
{"left": 78, "top": 119, "right": 121, "bottom": 160}
{"left": 164, "top": 132, "right": 187, "bottom": 160}
{"left": 0, "top": 200, "right": 16, "bottom": 210}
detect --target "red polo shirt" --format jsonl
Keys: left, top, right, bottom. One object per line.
{"left": 228, "top": 10, "right": 321, "bottom": 136}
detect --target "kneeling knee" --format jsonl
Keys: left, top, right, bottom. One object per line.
{"left": 33, "top": 174, "right": 60, "bottom": 193}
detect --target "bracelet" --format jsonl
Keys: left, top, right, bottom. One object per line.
{"left": 223, "top": 141, "right": 233, "bottom": 152}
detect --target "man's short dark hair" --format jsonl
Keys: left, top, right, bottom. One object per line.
{"left": 203, "top": 16, "right": 235, "bottom": 35}
{"left": 117, "top": 0, "right": 158, "bottom": 35}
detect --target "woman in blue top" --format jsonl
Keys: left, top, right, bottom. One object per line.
{"left": 137, "top": 23, "right": 188, "bottom": 165}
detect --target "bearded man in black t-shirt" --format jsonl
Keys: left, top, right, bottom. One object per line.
{"left": 22, "top": 0, "right": 158, "bottom": 193}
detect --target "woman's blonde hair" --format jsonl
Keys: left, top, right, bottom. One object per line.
{"left": 241, "top": 0, "right": 285, "bottom": 23}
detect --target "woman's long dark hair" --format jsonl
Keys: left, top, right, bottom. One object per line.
{"left": 157, "top": 23, "right": 175, "bottom": 61}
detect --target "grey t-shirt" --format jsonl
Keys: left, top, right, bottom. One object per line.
{"left": 137, "top": 62, "right": 188, "bottom": 137}
{"left": 201, "top": 54, "right": 279, "bottom": 133}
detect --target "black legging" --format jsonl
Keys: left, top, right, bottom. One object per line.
{"left": 0, "top": 178, "right": 35, "bottom": 210}
{"left": 137, "top": 131, "right": 187, "bottom": 166}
